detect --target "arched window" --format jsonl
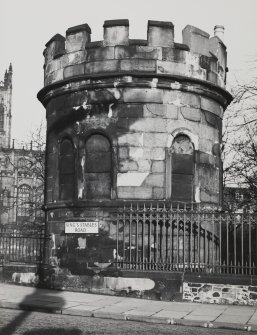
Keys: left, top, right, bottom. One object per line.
{"left": 17, "top": 185, "right": 31, "bottom": 217}
{"left": 18, "top": 158, "right": 26, "bottom": 169}
{"left": 171, "top": 135, "right": 194, "bottom": 202}
{"left": 85, "top": 134, "right": 111, "bottom": 199}
{"left": 3, "top": 156, "right": 10, "bottom": 168}
{"left": 1, "top": 188, "right": 9, "bottom": 207}
{"left": 59, "top": 138, "right": 75, "bottom": 200}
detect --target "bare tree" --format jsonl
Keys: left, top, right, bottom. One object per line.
{"left": 222, "top": 78, "right": 257, "bottom": 212}
{"left": 0, "top": 122, "right": 46, "bottom": 225}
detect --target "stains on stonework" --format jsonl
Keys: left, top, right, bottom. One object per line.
{"left": 183, "top": 282, "right": 257, "bottom": 305}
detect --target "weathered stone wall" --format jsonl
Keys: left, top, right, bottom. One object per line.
{"left": 39, "top": 20, "right": 232, "bottom": 208}
{"left": 38, "top": 20, "right": 232, "bottom": 288}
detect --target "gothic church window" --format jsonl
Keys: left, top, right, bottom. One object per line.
{"left": 171, "top": 134, "right": 194, "bottom": 202}
{"left": 18, "top": 157, "right": 32, "bottom": 170}
{"left": 59, "top": 138, "right": 75, "bottom": 200}
{"left": 0, "top": 104, "right": 4, "bottom": 131}
{"left": 84, "top": 134, "right": 111, "bottom": 199}
{"left": 1, "top": 188, "right": 9, "bottom": 208}
{"left": 17, "top": 184, "right": 31, "bottom": 217}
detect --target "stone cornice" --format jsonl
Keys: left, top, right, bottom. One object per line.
{"left": 38, "top": 73, "right": 233, "bottom": 108}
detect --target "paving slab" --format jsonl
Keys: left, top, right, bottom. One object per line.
{"left": 1, "top": 283, "right": 257, "bottom": 332}
{"left": 62, "top": 305, "right": 97, "bottom": 317}
{"left": 78, "top": 299, "right": 120, "bottom": 307}
{"left": 153, "top": 310, "right": 190, "bottom": 319}
{"left": 154, "top": 303, "right": 194, "bottom": 312}
{"left": 93, "top": 310, "right": 127, "bottom": 320}
{"left": 184, "top": 314, "right": 217, "bottom": 322}
{"left": 248, "top": 319, "right": 257, "bottom": 326}
{"left": 95, "top": 305, "right": 133, "bottom": 313}
{"left": 174, "top": 318, "right": 209, "bottom": 327}
{"left": 189, "top": 308, "right": 223, "bottom": 315}
{"left": 223, "top": 307, "right": 256, "bottom": 314}
{"left": 215, "top": 314, "right": 253, "bottom": 324}
{"left": 124, "top": 309, "right": 156, "bottom": 317}
{"left": 125, "top": 314, "right": 171, "bottom": 324}
{"left": 211, "top": 321, "right": 251, "bottom": 331}
{"left": 248, "top": 312, "right": 257, "bottom": 325}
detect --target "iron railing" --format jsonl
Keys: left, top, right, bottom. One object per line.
{"left": 0, "top": 224, "right": 45, "bottom": 265}
{"left": 115, "top": 202, "right": 257, "bottom": 275}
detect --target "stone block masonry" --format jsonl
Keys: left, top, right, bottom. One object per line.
{"left": 37, "top": 20, "right": 233, "bottom": 298}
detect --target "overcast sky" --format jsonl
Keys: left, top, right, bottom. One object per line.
{"left": 2, "top": 0, "right": 257, "bottom": 142}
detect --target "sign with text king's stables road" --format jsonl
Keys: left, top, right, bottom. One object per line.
{"left": 65, "top": 221, "right": 99, "bottom": 234}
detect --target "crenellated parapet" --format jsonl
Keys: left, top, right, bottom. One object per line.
{"left": 40, "top": 20, "right": 230, "bottom": 109}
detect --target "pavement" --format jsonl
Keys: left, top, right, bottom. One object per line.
{"left": 0, "top": 283, "right": 257, "bottom": 333}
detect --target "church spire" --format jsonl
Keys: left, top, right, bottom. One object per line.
{"left": 4, "top": 64, "right": 13, "bottom": 88}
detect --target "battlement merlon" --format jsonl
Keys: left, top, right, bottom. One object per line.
{"left": 43, "top": 19, "right": 227, "bottom": 61}
{"left": 41, "top": 20, "right": 231, "bottom": 105}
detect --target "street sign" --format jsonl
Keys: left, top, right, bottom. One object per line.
{"left": 65, "top": 221, "right": 99, "bottom": 234}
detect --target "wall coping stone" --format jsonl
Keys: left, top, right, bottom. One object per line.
{"left": 183, "top": 25, "right": 210, "bottom": 38}
{"left": 45, "top": 34, "right": 65, "bottom": 47}
{"left": 66, "top": 23, "right": 91, "bottom": 35}
{"left": 184, "top": 272, "right": 257, "bottom": 286}
{"left": 103, "top": 19, "right": 129, "bottom": 27}
{"left": 148, "top": 20, "right": 174, "bottom": 28}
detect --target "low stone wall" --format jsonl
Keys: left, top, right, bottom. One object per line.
{"left": 183, "top": 282, "right": 257, "bottom": 305}
{"left": 3, "top": 264, "right": 257, "bottom": 306}
{"left": 46, "top": 269, "right": 182, "bottom": 301}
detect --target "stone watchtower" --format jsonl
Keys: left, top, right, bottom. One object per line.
{"left": 38, "top": 20, "right": 232, "bottom": 277}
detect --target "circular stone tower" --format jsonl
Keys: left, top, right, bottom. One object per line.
{"left": 38, "top": 20, "right": 232, "bottom": 279}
